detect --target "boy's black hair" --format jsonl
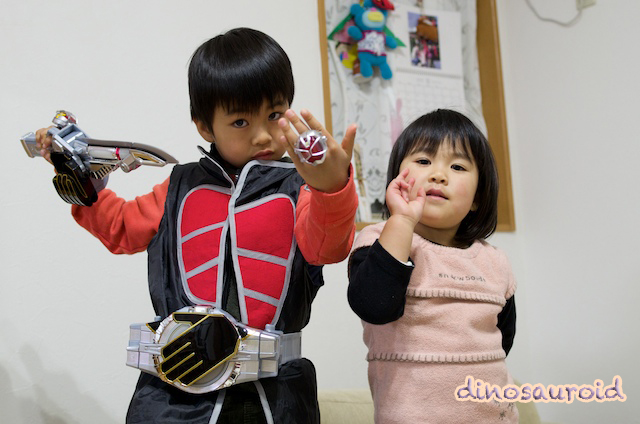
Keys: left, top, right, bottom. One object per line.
{"left": 188, "top": 28, "right": 295, "bottom": 132}
{"left": 385, "top": 109, "right": 499, "bottom": 246}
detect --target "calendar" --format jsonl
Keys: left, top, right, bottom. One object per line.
{"left": 388, "top": 4, "right": 466, "bottom": 127}
{"left": 392, "top": 68, "right": 465, "bottom": 128}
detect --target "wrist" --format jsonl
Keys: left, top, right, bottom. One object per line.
{"left": 386, "top": 214, "right": 418, "bottom": 233}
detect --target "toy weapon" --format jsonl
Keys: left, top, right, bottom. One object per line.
{"left": 21, "top": 110, "right": 178, "bottom": 206}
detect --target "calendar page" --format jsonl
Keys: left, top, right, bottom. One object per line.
{"left": 387, "top": 5, "right": 465, "bottom": 127}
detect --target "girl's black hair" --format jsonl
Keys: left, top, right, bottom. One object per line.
{"left": 188, "top": 28, "right": 295, "bottom": 132}
{"left": 385, "top": 109, "right": 499, "bottom": 245}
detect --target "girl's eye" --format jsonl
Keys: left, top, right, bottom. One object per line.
{"left": 269, "top": 112, "right": 283, "bottom": 121}
{"left": 416, "top": 158, "right": 431, "bottom": 165}
{"left": 232, "top": 119, "right": 248, "bottom": 128}
{"left": 451, "top": 164, "right": 467, "bottom": 171}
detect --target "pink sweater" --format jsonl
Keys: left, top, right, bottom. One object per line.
{"left": 353, "top": 222, "right": 518, "bottom": 423}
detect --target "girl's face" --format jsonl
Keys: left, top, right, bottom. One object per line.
{"left": 399, "top": 142, "right": 479, "bottom": 245}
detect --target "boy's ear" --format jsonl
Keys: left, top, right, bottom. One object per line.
{"left": 194, "top": 120, "right": 215, "bottom": 143}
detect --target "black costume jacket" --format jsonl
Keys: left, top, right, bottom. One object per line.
{"left": 127, "top": 147, "right": 324, "bottom": 424}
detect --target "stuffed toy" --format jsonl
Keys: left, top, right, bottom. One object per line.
{"left": 347, "top": 0, "right": 397, "bottom": 81}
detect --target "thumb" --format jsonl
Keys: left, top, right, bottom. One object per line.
{"left": 340, "top": 124, "right": 357, "bottom": 158}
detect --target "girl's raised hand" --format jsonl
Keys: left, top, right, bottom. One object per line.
{"left": 386, "top": 168, "right": 426, "bottom": 226}
{"left": 278, "top": 109, "right": 357, "bottom": 193}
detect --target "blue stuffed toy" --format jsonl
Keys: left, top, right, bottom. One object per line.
{"left": 348, "top": 0, "right": 397, "bottom": 80}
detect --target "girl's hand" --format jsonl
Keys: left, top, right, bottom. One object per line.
{"left": 378, "top": 169, "right": 426, "bottom": 262}
{"left": 278, "top": 109, "right": 357, "bottom": 193}
{"left": 35, "top": 126, "right": 55, "bottom": 164}
{"left": 386, "top": 168, "right": 426, "bottom": 226}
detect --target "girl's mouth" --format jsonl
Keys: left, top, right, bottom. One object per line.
{"left": 426, "top": 188, "right": 447, "bottom": 199}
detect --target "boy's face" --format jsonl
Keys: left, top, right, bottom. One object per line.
{"left": 196, "top": 100, "right": 289, "bottom": 169}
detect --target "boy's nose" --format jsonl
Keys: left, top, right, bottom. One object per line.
{"left": 253, "top": 126, "right": 273, "bottom": 145}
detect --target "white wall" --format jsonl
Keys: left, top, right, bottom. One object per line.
{"left": 2, "top": 0, "right": 638, "bottom": 423}
{"left": 493, "top": 0, "right": 640, "bottom": 422}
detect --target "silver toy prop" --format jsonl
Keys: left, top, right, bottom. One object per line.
{"left": 21, "top": 110, "right": 178, "bottom": 206}
{"left": 127, "top": 305, "right": 302, "bottom": 394}
{"left": 294, "top": 130, "right": 327, "bottom": 165}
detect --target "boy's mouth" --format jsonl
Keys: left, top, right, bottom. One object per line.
{"left": 253, "top": 150, "right": 273, "bottom": 160}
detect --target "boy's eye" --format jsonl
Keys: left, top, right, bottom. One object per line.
{"left": 232, "top": 119, "right": 248, "bottom": 128}
{"left": 268, "top": 111, "right": 284, "bottom": 121}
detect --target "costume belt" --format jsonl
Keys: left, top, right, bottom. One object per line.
{"left": 126, "top": 305, "right": 301, "bottom": 394}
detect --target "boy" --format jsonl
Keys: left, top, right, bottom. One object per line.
{"left": 36, "top": 27, "right": 357, "bottom": 423}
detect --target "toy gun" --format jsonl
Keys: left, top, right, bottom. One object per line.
{"left": 21, "top": 110, "right": 178, "bottom": 206}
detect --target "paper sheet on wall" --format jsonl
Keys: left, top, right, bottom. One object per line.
{"left": 387, "top": 4, "right": 465, "bottom": 128}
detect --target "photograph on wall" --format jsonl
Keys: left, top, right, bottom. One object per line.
{"left": 408, "top": 13, "right": 441, "bottom": 69}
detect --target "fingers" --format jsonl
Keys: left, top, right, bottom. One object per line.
{"left": 341, "top": 124, "right": 357, "bottom": 159}
{"left": 299, "top": 109, "right": 325, "bottom": 134}
{"left": 284, "top": 109, "right": 315, "bottom": 136}
{"left": 277, "top": 118, "right": 303, "bottom": 166}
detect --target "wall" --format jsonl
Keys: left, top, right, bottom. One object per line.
{"left": 1, "top": 0, "right": 638, "bottom": 423}
{"left": 493, "top": 0, "right": 639, "bottom": 422}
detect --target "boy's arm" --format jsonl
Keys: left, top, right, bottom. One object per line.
{"left": 71, "top": 178, "right": 169, "bottom": 254}
{"left": 294, "top": 165, "right": 357, "bottom": 265}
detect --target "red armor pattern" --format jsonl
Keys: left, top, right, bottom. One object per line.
{"left": 179, "top": 188, "right": 230, "bottom": 302}
{"left": 179, "top": 189, "right": 295, "bottom": 329}
{"left": 235, "top": 197, "right": 295, "bottom": 328}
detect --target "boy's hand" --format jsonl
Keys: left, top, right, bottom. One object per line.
{"left": 386, "top": 168, "right": 426, "bottom": 226}
{"left": 34, "top": 126, "right": 55, "bottom": 164}
{"left": 278, "top": 109, "right": 357, "bottom": 193}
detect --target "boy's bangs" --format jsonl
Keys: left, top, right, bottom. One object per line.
{"left": 215, "top": 62, "right": 292, "bottom": 115}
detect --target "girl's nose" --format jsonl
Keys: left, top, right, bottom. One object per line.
{"left": 429, "top": 171, "right": 447, "bottom": 184}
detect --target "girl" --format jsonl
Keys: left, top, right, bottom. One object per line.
{"left": 348, "top": 109, "right": 517, "bottom": 423}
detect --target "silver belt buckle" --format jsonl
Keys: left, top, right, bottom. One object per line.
{"left": 126, "top": 306, "right": 301, "bottom": 394}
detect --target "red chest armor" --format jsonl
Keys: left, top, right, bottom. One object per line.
{"left": 177, "top": 185, "right": 296, "bottom": 330}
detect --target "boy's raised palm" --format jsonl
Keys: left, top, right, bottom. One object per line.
{"left": 278, "top": 109, "right": 357, "bottom": 193}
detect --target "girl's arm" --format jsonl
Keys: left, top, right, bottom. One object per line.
{"left": 498, "top": 296, "right": 516, "bottom": 355}
{"left": 346, "top": 169, "right": 424, "bottom": 323}
{"left": 378, "top": 169, "right": 426, "bottom": 262}
{"left": 347, "top": 240, "right": 413, "bottom": 324}
{"left": 71, "top": 178, "right": 169, "bottom": 254}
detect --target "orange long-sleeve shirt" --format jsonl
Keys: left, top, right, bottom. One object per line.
{"left": 72, "top": 169, "right": 357, "bottom": 265}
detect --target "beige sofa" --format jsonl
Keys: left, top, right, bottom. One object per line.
{"left": 318, "top": 388, "right": 557, "bottom": 424}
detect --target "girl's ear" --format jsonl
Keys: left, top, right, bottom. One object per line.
{"left": 470, "top": 201, "right": 478, "bottom": 212}
{"left": 194, "top": 120, "right": 215, "bottom": 143}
